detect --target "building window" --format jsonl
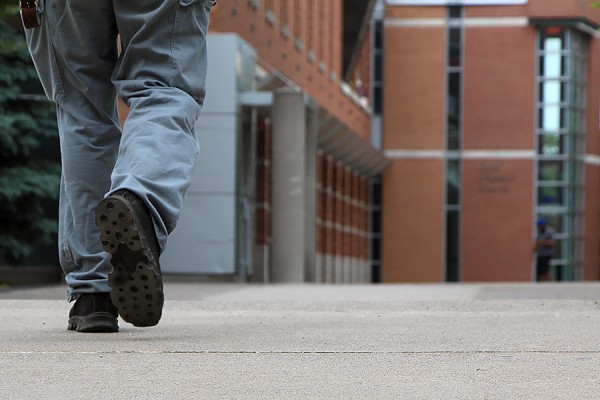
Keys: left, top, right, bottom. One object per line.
{"left": 445, "top": 6, "right": 463, "bottom": 282}
{"left": 372, "top": 20, "right": 384, "bottom": 116}
{"left": 447, "top": 72, "right": 461, "bottom": 151}
{"left": 535, "top": 27, "right": 587, "bottom": 280}
{"left": 370, "top": 178, "right": 383, "bottom": 283}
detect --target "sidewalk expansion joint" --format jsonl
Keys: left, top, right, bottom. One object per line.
{"left": 2, "top": 350, "right": 600, "bottom": 355}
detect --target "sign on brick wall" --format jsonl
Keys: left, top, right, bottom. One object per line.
{"left": 477, "top": 163, "right": 516, "bottom": 194}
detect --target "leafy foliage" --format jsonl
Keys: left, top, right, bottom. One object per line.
{"left": 0, "top": 0, "right": 19, "bottom": 20}
{"left": 0, "top": 18, "right": 60, "bottom": 265}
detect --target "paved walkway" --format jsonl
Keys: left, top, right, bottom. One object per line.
{"left": 1, "top": 282, "right": 600, "bottom": 399}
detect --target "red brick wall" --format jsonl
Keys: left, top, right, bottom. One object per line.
{"left": 585, "top": 165, "right": 600, "bottom": 280}
{"left": 384, "top": 25, "right": 446, "bottom": 150}
{"left": 584, "top": 35, "right": 600, "bottom": 280}
{"left": 461, "top": 160, "right": 534, "bottom": 281}
{"left": 315, "top": 155, "right": 370, "bottom": 282}
{"left": 465, "top": 6, "right": 527, "bottom": 17}
{"left": 386, "top": 6, "right": 445, "bottom": 19}
{"left": 462, "top": 26, "right": 535, "bottom": 150}
{"left": 210, "top": 1, "right": 374, "bottom": 282}
{"left": 460, "top": 25, "right": 537, "bottom": 281}
{"left": 210, "top": 0, "right": 370, "bottom": 141}
{"left": 382, "top": 160, "right": 445, "bottom": 282}
{"left": 586, "top": 38, "right": 600, "bottom": 157}
{"left": 465, "top": 1, "right": 600, "bottom": 20}
{"left": 381, "top": 7, "right": 446, "bottom": 282}
{"left": 213, "top": 0, "right": 600, "bottom": 283}
{"left": 528, "top": 0, "right": 600, "bottom": 20}
{"left": 347, "top": 24, "right": 372, "bottom": 104}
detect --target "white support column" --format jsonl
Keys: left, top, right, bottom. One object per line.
{"left": 270, "top": 88, "right": 316, "bottom": 282}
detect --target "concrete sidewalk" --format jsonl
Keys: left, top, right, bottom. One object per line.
{"left": 1, "top": 282, "right": 600, "bottom": 399}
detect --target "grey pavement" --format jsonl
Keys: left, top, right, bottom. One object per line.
{"left": 1, "top": 281, "right": 600, "bottom": 399}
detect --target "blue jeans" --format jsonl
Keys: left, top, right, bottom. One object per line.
{"left": 25, "top": 0, "right": 215, "bottom": 301}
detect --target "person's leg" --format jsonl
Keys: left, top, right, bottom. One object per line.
{"left": 536, "top": 257, "right": 552, "bottom": 282}
{"left": 90, "top": 0, "right": 214, "bottom": 327}
{"left": 111, "top": 0, "right": 215, "bottom": 251}
{"left": 25, "top": 0, "right": 121, "bottom": 302}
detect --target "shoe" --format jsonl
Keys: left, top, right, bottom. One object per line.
{"left": 68, "top": 293, "right": 119, "bottom": 332}
{"left": 95, "top": 190, "right": 164, "bottom": 327}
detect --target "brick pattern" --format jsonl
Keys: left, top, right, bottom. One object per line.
{"left": 465, "top": 6, "right": 528, "bottom": 17}
{"left": 382, "top": 160, "right": 445, "bottom": 282}
{"left": 381, "top": 0, "right": 600, "bottom": 282}
{"left": 210, "top": 1, "right": 376, "bottom": 282}
{"left": 316, "top": 156, "right": 370, "bottom": 283}
{"left": 347, "top": 25, "right": 371, "bottom": 103}
{"left": 385, "top": 6, "right": 445, "bottom": 19}
{"left": 465, "top": 2, "right": 600, "bottom": 19}
{"left": 383, "top": 25, "right": 446, "bottom": 150}
{"left": 461, "top": 160, "right": 534, "bottom": 281}
{"left": 587, "top": 39, "right": 600, "bottom": 157}
{"left": 528, "top": 0, "right": 600, "bottom": 20}
{"left": 463, "top": 27, "right": 535, "bottom": 150}
{"left": 460, "top": 22, "right": 537, "bottom": 280}
{"left": 256, "top": 141, "right": 373, "bottom": 283}
{"left": 584, "top": 165, "right": 600, "bottom": 280}
{"left": 585, "top": 37, "right": 600, "bottom": 280}
{"left": 210, "top": 0, "right": 370, "bottom": 141}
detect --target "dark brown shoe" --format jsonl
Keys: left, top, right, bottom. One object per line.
{"left": 95, "top": 190, "right": 163, "bottom": 327}
{"left": 68, "top": 293, "right": 118, "bottom": 332}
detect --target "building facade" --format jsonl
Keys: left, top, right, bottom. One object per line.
{"left": 377, "top": 0, "right": 600, "bottom": 282}
{"left": 160, "top": 0, "right": 387, "bottom": 283}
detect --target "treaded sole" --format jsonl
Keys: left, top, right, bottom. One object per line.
{"left": 96, "top": 195, "right": 163, "bottom": 327}
{"left": 68, "top": 313, "right": 118, "bottom": 333}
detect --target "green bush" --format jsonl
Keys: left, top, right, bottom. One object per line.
{"left": 0, "top": 18, "right": 60, "bottom": 265}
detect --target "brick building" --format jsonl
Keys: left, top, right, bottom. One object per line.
{"left": 164, "top": 0, "right": 600, "bottom": 284}
{"left": 161, "top": 0, "right": 387, "bottom": 282}
{"left": 376, "top": 0, "right": 600, "bottom": 282}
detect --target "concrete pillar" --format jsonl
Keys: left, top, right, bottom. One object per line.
{"left": 270, "top": 88, "right": 316, "bottom": 282}
{"left": 304, "top": 104, "right": 318, "bottom": 281}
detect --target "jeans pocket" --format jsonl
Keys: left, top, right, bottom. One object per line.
{"left": 25, "top": 0, "right": 66, "bottom": 104}
{"left": 171, "top": 0, "right": 211, "bottom": 102}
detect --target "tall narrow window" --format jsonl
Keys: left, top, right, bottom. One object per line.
{"left": 369, "top": 2, "right": 385, "bottom": 281}
{"left": 372, "top": 20, "right": 384, "bottom": 116}
{"left": 536, "top": 28, "right": 587, "bottom": 280}
{"left": 445, "top": 6, "right": 463, "bottom": 282}
{"left": 370, "top": 178, "right": 382, "bottom": 282}
{"left": 447, "top": 72, "right": 461, "bottom": 151}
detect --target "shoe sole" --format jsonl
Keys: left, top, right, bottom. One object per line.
{"left": 68, "top": 313, "right": 119, "bottom": 333}
{"left": 96, "top": 195, "right": 163, "bottom": 327}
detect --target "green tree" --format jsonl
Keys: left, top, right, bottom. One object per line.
{"left": 0, "top": 3, "right": 60, "bottom": 265}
